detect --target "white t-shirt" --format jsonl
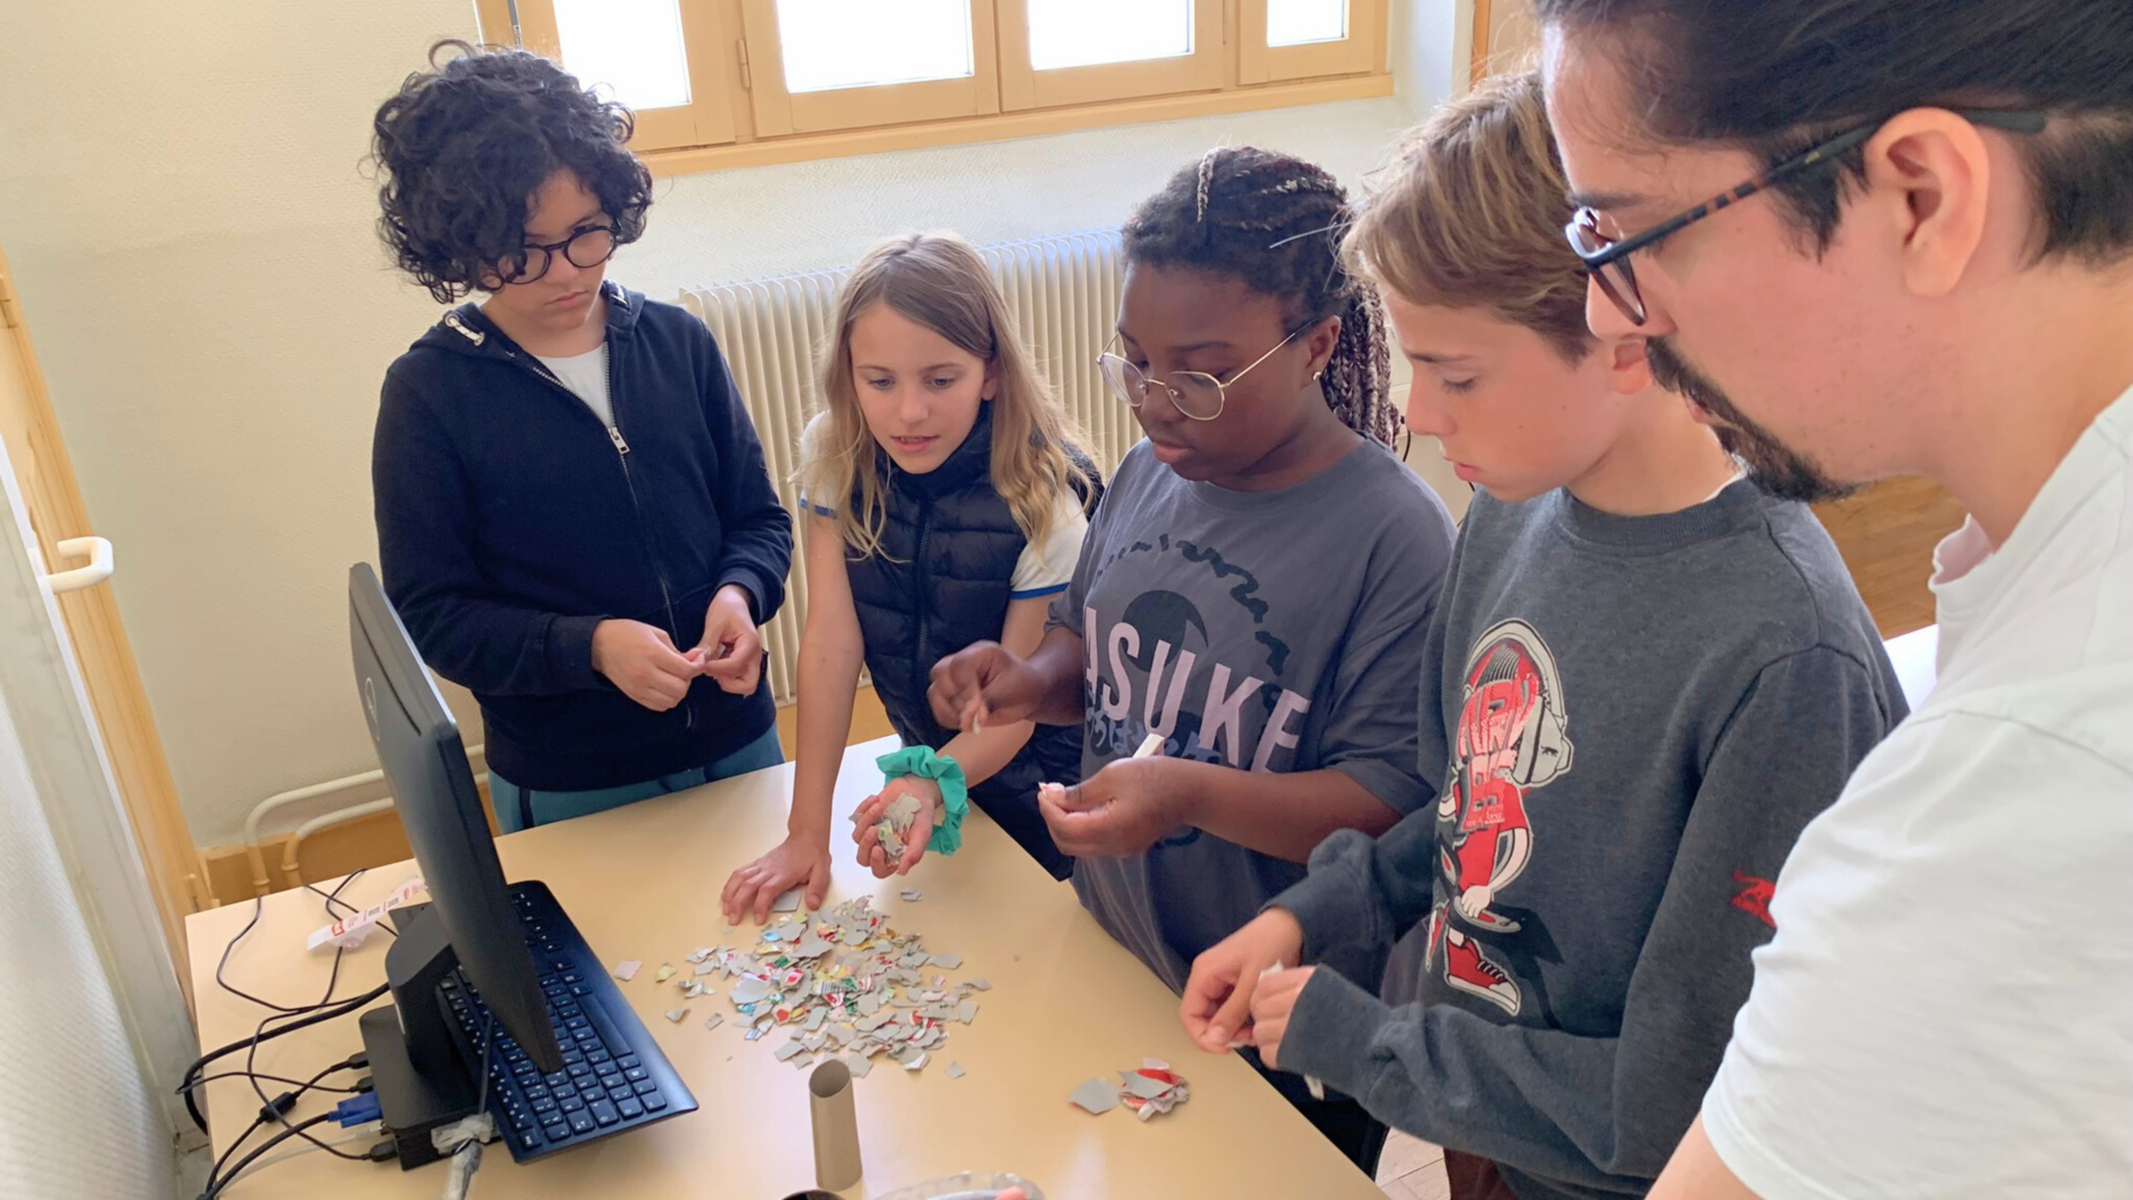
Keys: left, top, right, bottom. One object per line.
{"left": 1702, "top": 385, "right": 2133, "bottom": 1199}
{"left": 535, "top": 344, "right": 613, "bottom": 427}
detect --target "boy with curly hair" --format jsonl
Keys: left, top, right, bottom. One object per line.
{"left": 369, "top": 42, "right": 792, "bottom": 831}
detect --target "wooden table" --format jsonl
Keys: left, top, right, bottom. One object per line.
{"left": 188, "top": 736, "right": 1385, "bottom": 1199}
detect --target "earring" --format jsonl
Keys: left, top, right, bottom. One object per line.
{"left": 1312, "top": 370, "right": 1323, "bottom": 382}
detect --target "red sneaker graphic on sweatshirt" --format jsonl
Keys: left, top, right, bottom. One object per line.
{"left": 1440, "top": 926, "right": 1521, "bottom": 1016}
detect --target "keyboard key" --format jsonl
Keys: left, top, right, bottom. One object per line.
{"left": 617, "top": 1056, "right": 640, "bottom": 1070}
{"left": 567, "top": 1063, "right": 591, "bottom": 1078}
{"left": 559, "top": 1095, "right": 585, "bottom": 1113}
{"left": 642, "top": 1092, "right": 667, "bottom": 1113}
{"left": 607, "top": 1083, "right": 634, "bottom": 1103}
{"left": 623, "top": 1067, "right": 650, "bottom": 1083}
{"left": 631, "top": 1079, "right": 658, "bottom": 1096}
{"left": 531, "top": 1098, "right": 557, "bottom": 1114}
{"left": 617, "top": 1097, "right": 644, "bottom": 1120}
{"left": 594, "top": 1060, "right": 621, "bottom": 1078}
{"left": 567, "top": 1110, "right": 595, "bottom": 1136}
{"left": 590, "top": 1100, "right": 619, "bottom": 1127}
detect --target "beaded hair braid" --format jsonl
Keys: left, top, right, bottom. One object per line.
{"left": 1126, "top": 146, "right": 1399, "bottom": 446}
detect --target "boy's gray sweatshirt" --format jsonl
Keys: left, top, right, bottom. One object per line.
{"left": 1274, "top": 482, "right": 1906, "bottom": 1199}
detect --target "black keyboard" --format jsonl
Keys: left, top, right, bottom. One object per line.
{"left": 439, "top": 880, "right": 697, "bottom": 1161}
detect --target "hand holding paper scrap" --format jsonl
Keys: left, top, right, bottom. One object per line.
{"left": 872, "top": 793, "right": 925, "bottom": 861}
{"left": 620, "top": 897, "right": 986, "bottom": 1078}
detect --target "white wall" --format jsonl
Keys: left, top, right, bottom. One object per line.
{"left": 0, "top": 1, "right": 1462, "bottom": 847}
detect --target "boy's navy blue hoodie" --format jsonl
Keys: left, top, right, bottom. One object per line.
{"left": 373, "top": 282, "right": 792, "bottom": 792}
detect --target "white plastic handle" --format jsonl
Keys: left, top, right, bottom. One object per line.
{"left": 45, "top": 535, "right": 113, "bottom": 594}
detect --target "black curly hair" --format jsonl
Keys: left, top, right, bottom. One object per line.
{"left": 370, "top": 40, "right": 654, "bottom": 303}
{"left": 1121, "top": 146, "right": 1399, "bottom": 446}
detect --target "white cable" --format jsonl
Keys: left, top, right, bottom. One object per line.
{"left": 218, "top": 1121, "right": 381, "bottom": 1190}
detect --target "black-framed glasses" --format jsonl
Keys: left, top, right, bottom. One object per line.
{"left": 1565, "top": 108, "right": 2050, "bottom": 326}
{"left": 1097, "top": 321, "right": 1315, "bottom": 422}
{"left": 502, "top": 224, "right": 619, "bottom": 286}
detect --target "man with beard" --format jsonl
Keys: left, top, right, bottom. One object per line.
{"left": 1540, "top": 0, "right": 2133, "bottom": 1196}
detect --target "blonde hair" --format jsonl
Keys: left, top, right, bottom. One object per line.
{"left": 803, "top": 231, "right": 1094, "bottom": 558}
{"left": 1343, "top": 70, "right": 1596, "bottom": 363}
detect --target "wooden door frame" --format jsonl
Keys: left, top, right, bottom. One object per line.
{"left": 0, "top": 248, "right": 207, "bottom": 997}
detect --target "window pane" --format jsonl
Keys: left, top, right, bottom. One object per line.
{"left": 1029, "top": 0, "right": 1192, "bottom": 71}
{"left": 1268, "top": 0, "right": 1348, "bottom": 46}
{"left": 776, "top": 0, "right": 974, "bottom": 94}
{"left": 554, "top": 0, "right": 692, "bottom": 111}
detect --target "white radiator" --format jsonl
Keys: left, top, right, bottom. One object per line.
{"left": 680, "top": 229, "right": 1136, "bottom": 707}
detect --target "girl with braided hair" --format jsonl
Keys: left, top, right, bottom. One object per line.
{"left": 929, "top": 146, "right": 1456, "bottom": 1170}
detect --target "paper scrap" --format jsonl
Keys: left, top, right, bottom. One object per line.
{"left": 664, "top": 1007, "right": 688, "bottom": 1023}
{"left": 929, "top": 952, "right": 963, "bottom": 970}
{"left": 613, "top": 960, "right": 643, "bottom": 982}
{"left": 703, "top": 1014, "right": 724, "bottom": 1031}
{"left": 693, "top": 960, "right": 718, "bottom": 976}
{"left": 305, "top": 877, "right": 427, "bottom": 951}
{"left": 900, "top": 889, "right": 923, "bottom": 902}
{"left": 774, "top": 1038, "right": 806, "bottom": 1062}
{"left": 846, "top": 1054, "right": 873, "bottom": 1079}
{"left": 1133, "top": 732, "right": 1166, "bottom": 758}
{"left": 770, "top": 888, "right": 803, "bottom": 913}
{"left": 654, "top": 963, "right": 677, "bottom": 983}
{"left": 945, "top": 1062, "right": 966, "bottom": 1080}
{"left": 1070, "top": 1078, "right": 1120, "bottom": 1115}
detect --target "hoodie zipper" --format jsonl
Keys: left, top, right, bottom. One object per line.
{"left": 597, "top": 340, "right": 693, "bottom": 732}
{"left": 489, "top": 324, "right": 692, "bottom": 731}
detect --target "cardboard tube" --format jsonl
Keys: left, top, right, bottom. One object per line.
{"left": 809, "top": 1059, "right": 862, "bottom": 1191}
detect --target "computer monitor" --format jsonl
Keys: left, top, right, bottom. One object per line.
{"left": 348, "top": 563, "right": 563, "bottom": 1152}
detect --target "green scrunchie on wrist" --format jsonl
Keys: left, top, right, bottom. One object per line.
{"left": 875, "top": 745, "right": 970, "bottom": 856}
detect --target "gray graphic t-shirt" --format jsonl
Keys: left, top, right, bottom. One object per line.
{"left": 1049, "top": 437, "right": 1457, "bottom": 990}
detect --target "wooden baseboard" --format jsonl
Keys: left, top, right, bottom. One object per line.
{"left": 201, "top": 686, "right": 899, "bottom": 906}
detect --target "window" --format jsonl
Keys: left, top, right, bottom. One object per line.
{"left": 475, "top": 0, "right": 1390, "bottom": 173}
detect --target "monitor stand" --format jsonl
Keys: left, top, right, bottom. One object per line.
{"left": 359, "top": 902, "right": 479, "bottom": 1169}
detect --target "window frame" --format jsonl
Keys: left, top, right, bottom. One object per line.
{"left": 1239, "top": 0, "right": 1386, "bottom": 84}
{"left": 996, "top": 0, "right": 1227, "bottom": 112}
{"left": 737, "top": 0, "right": 1001, "bottom": 135}
{"left": 474, "top": 0, "right": 740, "bottom": 150}
{"left": 472, "top": 0, "right": 1392, "bottom": 175}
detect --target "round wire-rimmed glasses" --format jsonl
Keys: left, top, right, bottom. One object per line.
{"left": 502, "top": 224, "right": 619, "bottom": 286}
{"left": 1097, "top": 323, "right": 1309, "bottom": 422}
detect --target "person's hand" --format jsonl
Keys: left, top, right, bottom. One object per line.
{"left": 1249, "top": 965, "right": 1316, "bottom": 1071}
{"left": 1036, "top": 756, "right": 1191, "bottom": 858}
{"left": 591, "top": 619, "right": 700, "bottom": 711}
{"left": 720, "top": 831, "right": 832, "bottom": 925}
{"left": 1456, "top": 883, "right": 1494, "bottom": 920}
{"left": 849, "top": 775, "right": 942, "bottom": 878}
{"left": 1180, "top": 908, "right": 1304, "bottom": 1053}
{"left": 695, "top": 585, "right": 763, "bottom": 695}
{"left": 928, "top": 641, "right": 1045, "bottom": 731}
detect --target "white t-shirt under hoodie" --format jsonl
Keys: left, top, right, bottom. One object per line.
{"left": 1701, "top": 385, "right": 2133, "bottom": 1198}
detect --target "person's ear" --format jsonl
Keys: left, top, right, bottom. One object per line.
{"left": 981, "top": 360, "right": 1000, "bottom": 402}
{"left": 1606, "top": 335, "right": 1654, "bottom": 397}
{"left": 1863, "top": 109, "right": 1993, "bottom": 299}
{"left": 1304, "top": 315, "right": 1342, "bottom": 378}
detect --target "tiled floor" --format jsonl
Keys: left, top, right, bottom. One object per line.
{"left": 1378, "top": 1131, "right": 1451, "bottom": 1200}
